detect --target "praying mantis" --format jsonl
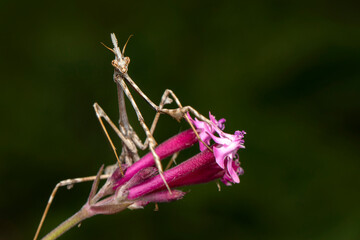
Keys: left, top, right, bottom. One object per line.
{"left": 33, "top": 33, "right": 213, "bottom": 240}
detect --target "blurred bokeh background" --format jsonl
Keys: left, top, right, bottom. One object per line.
{"left": 1, "top": 0, "right": 359, "bottom": 239}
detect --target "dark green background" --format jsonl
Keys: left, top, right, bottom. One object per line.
{"left": 1, "top": 1, "right": 359, "bottom": 239}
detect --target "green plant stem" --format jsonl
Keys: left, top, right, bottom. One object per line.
{"left": 41, "top": 207, "right": 93, "bottom": 240}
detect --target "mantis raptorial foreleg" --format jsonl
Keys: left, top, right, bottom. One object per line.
{"left": 147, "top": 88, "right": 213, "bottom": 152}
{"left": 93, "top": 102, "right": 139, "bottom": 168}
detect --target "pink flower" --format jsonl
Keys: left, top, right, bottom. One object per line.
{"left": 87, "top": 116, "right": 246, "bottom": 214}
{"left": 188, "top": 113, "right": 246, "bottom": 185}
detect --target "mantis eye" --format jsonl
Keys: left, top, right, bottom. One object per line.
{"left": 111, "top": 60, "right": 119, "bottom": 68}
{"left": 124, "top": 57, "right": 130, "bottom": 65}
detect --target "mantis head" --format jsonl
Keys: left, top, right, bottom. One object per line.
{"left": 110, "top": 33, "right": 133, "bottom": 74}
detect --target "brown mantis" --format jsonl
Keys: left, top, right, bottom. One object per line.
{"left": 34, "top": 33, "right": 213, "bottom": 240}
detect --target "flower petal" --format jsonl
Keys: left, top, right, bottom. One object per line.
{"left": 226, "top": 159, "right": 240, "bottom": 183}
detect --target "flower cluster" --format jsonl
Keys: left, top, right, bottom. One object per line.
{"left": 85, "top": 113, "right": 246, "bottom": 214}
{"left": 187, "top": 112, "right": 246, "bottom": 185}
